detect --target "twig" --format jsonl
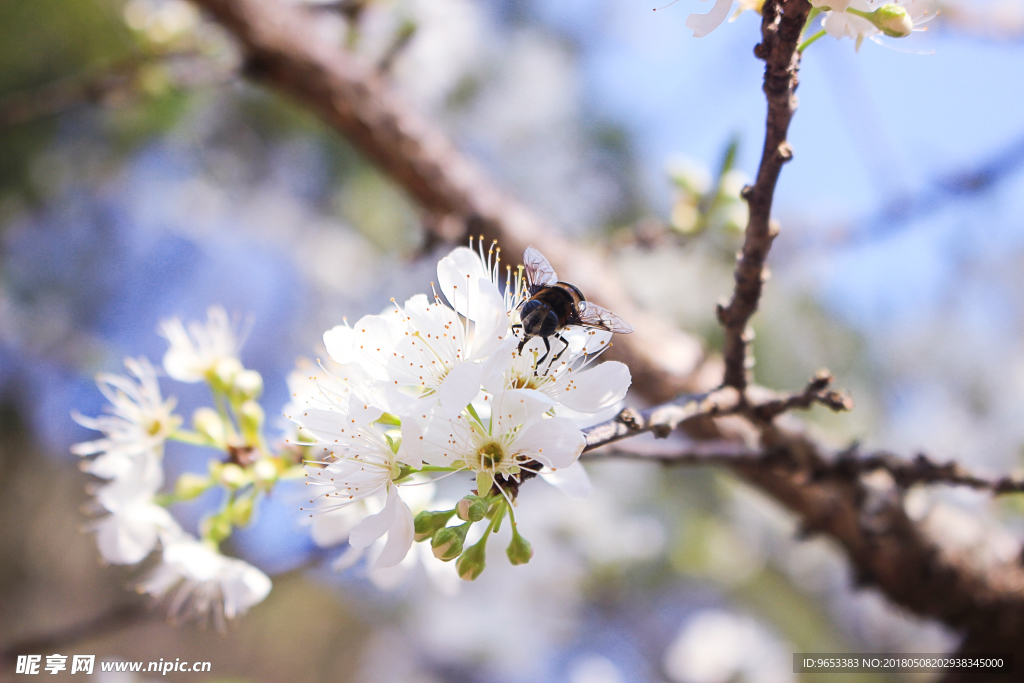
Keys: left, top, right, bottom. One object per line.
{"left": 582, "top": 387, "right": 743, "bottom": 451}
{"left": 582, "top": 439, "right": 763, "bottom": 465}
{"left": 828, "top": 448, "right": 1024, "bottom": 496}
{"left": 749, "top": 368, "right": 853, "bottom": 421}
{"left": 716, "top": 0, "right": 811, "bottom": 391}
{"left": 189, "top": 0, "right": 707, "bottom": 404}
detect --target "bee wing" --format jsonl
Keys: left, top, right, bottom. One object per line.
{"left": 576, "top": 301, "right": 633, "bottom": 334}
{"left": 523, "top": 246, "right": 558, "bottom": 290}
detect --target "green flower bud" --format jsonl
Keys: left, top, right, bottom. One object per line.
{"left": 253, "top": 457, "right": 278, "bottom": 486}
{"left": 413, "top": 509, "right": 456, "bottom": 542}
{"left": 233, "top": 369, "right": 264, "bottom": 399}
{"left": 200, "top": 513, "right": 232, "bottom": 543}
{"left": 239, "top": 400, "right": 265, "bottom": 445}
{"left": 229, "top": 495, "right": 255, "bottom": 527}
{"left": 173, "top": 472, "right": 212, "bottom": 501}
{"left": 431, "top": 523, "right": 470, "bottom": 561}
{"left": 456, "top": 495, "right": 489, "bottom": 522}
{"left": 506, "top": 526, "right": 533, "bottom": 566}
{"left": 456, "top": 541, "right": 487, "bottom": 581}
{"left": 874, "top": 4, "right": 913, "bottom": 37}
{"left": 212, "top": 357, "right": 244, "bottom": 388}
{"left": 192, "top": 407, "right": 225, "bottom": 446}
{"left": 219, "top": 462, "right": 247, "bottom": 488}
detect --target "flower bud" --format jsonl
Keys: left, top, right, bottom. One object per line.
{"left": 506, "top": 526, "right": 533, "bottom": 566}
{"left": 456, "top": 495, "right": 488, "bottom": 522}
{"left": 239, "top": 400, "right": 265, "bottom": 445}
{"left": 414, "top": 509, "right": 455, "bottom": 542}
{"left": 233, "top": 369, "right": 264, "bottom": 399}
{"left": 219, "top": 462, "right": 247, "bottom": 488}
{"left": 193, "top": 407, "right": 225, "bottom": 446}
{"left": 456, "top": 541, "right": 486, "bottom": 581}
{"left": 173, "top": 472, "right": 211, "bottom": 500}
{"left": 253, "top": 457, "right": 278, "bottom": 486}
{"left": 200, "top": 512, "right": 232, "bottom": 543}
{"left": 212, "top": 357, "right": 244, "bottom": 388}
{"left": 229, "top": 495, "right": 255, "bottom": 526}
{"left": 873, "top": 4, "right": 913, "bottom": 37}
{"left": 431, "top": 523, "right": 469, "bottom": 561}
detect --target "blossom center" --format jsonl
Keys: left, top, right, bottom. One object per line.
{"left": 477, "top": 441, "right": 506, "bottom": 469}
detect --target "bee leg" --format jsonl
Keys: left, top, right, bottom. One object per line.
{"left": 549, "top": 333, "right": 571, "bottom": 367}
{"left": 534, "top": 337, "right": 552, "bottom": 373}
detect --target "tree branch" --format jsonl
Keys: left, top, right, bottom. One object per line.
{"left": 716, "top": 0, "right": 811, "bottom": 391}
{"left": 582, "top": 371, "right": 853, "bottom": 453}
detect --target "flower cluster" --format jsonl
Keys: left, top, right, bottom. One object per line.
{"left": 73, "top": 307, "right": 282, "bottom": 629}
{"left": 290, "top": 241, "right": 631, "bottom": 580}
{"left": 686, "top": 0, "right": 937, "bottom": 50}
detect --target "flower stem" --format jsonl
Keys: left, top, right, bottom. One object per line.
{"left": 798, "top": 29, "right": 827, "bottom": 53}
{"left": 169, "top": 429, "right": 209, "bottom": 446}
{"left": 801, "top": 6, "right": 822, "bottom": 40}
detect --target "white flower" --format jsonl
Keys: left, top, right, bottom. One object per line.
{"left": 817, "top": 0, "right": 937, "bottom": 48}
{"left": 295, "top": 391, "right": 423, "bottom": 568}
{"left": 422, "top": 390, "right": 586, "bottom": 494}
{"left": 437, "top": 239, "right": 522, "bottom": 317}
{"left": 89, "top": 456, "right": 181, "bottom": 564}
{"left": 159, "top": 306, "right": 242, "bottom": 383}
{"left": 137, "top": 532, "right": 271, "bottom": 629}
{"left": 820, "top": 0, "right": 878, "bottom": 43}
{"left": 72, "top": 357, "right": 179, "bottom": 480}
{"left": 323, "top": 289, "right": 507, "bottom": 418}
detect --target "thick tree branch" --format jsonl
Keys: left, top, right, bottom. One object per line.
{"left": 716, "top": 0, "right": 811, "bottom": 391}
{"left": 189, "top": 0, "right": 705, "bottom": 404}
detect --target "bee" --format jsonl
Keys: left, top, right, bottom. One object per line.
{"left": 513, "top": 246, "right": 633, "bottom": 368}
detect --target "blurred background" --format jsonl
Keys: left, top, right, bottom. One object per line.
{"left": 2, "top": 0, "right": 1024, "bottom": 681}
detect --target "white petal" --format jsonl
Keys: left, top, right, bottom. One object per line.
{"left": 555, "top": 361, "right": 631, "bottom": 413}
{"left": 374, "top": 493, "right": 414, "bottom": 569}
{"left": 323, "top": 324, "right": 359, "bottom": 365}
{"left": 221, "top": 561, "right": 272, "bottom": 618}
{"left": 95, "top": 512, "right": 162, "bottom": 564}
{"left": 293, "top": 408, "right": 353, "bottom": 442}
{"left": 346, "top": 391, "right": 384, "bottom": 426}
{"left": 331, "top": 544, "right": 365, "bottom": 571}
{"left": 480, "top": 337, "right": 520, "bottom": 394}
{"left": 540, "top": 460, "right": 593, "bottom": 500}
{"left": 438, "top": 248, "right": 487, "bottom": 317}
{"left": 437, "top": 362, "right": 483, "bottom": 418}
{"left": 686, "top": 0, "right": 733, "bottom": 38}
{"left": 397, "top": 418, "right": 424, "bottom": 469}
{"left": 348, "top": 488, "right": 399, "bottom": 548}
{"left": 490, "top": 389, "right": 552, "bottom": 434}
{"left": 467, "top": 278, "right": 509, "bottom": 361}
{"left": 310, "top": 506, "right": 364, "bottom": 547}
{"left": 513, "top": 417, "right": 586, "bottom": 469}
